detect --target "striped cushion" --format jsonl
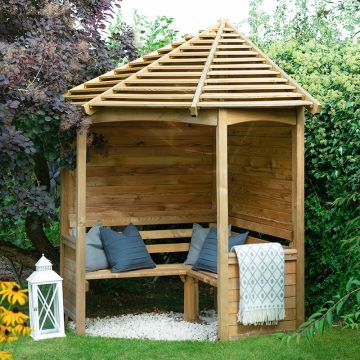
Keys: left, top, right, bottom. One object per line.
{"left": 100, "top": 224, "right": 156, "bottom": 273}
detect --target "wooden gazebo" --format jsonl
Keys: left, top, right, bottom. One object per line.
{"left": 61, "top": 19, "right": 321, "bottom": 340}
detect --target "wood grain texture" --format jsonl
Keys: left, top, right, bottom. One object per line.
{"left": 184, "top": 276, "right": 199, "bottom": 321}
{"left": 86, "top": 264, "right": 191, "bottom": 279}
{"left": 65, "top": 20, "right": 320, "bottom": 116}
{"left": 227, "top": 248, "right": 297, "bottom": 337}
{"left": 216, "top": 110, "right": 229, "bottom": 340}
{"left": 75, "top": 131, "right": 87, "bottom": 335}
{"left": 228, "top": 118, "right": 294, "bottom": 240}
{"left": 60, "top": 169, "right": 71, "bottom": 279}
{"left": 294, "top": 107, "right": 305, "bottom": 325}
{"left": 67, "top": 121, "right": 216, "bottom": 227}
{"left": 191, "top": 19, "right": 225, "bottom": 115}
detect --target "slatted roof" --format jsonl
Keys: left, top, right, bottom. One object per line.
{"left": 65, "top": 19, "right": 321, "bottom": 116}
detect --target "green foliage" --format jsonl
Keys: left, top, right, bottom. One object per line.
{"left": 0, "top": 0, "right": 138, "bottom": 265}
{"left": 8, "top": 327, "right": 360, "bottom": 360}
{"left": 249, "top": 0, "right": 360, "bottom": 45}
{"left": 106, "top": 11, "right": 138, "bottom": 67}
{"left": 43, "top": 217, "right": 61, "bottom": 247}
{"left": 247, "top": 0, "right": 360, "bottom": 336}
{"left": 0, "top": 218, "right": 30, "bottom": 250}
{"left": 132, "top": 11, "right": 179, "bottom": 55}
{"left": 281, "top": 278, "right": 360, "bottom": 343}
{"left": 263, "top": 39, "right": 360, "bottom": 311}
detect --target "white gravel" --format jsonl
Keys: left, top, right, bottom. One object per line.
{"left": 69, "top": 311, "right": 217, "bottom": 341}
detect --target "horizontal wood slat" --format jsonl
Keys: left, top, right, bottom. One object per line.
{"left": 228, "top": 320, "right": 296, "bottom": 339}
{"left": 228, "top": 285, "right": 296, "bottom": 302}
{"left": 140, "top": 228, "right": 193, "bottom": 239}
{"left": 86, "top": 264, "right": 191, "bottom": 280}
{"left": 146, "top": 243, "right": 190, "bottom": 253}
{"left": 69, "top": 212, "right": 216, "bottom": 228}
{"left": 228, "top": 297, "right": 296, "bottom": 314}
{"left": 228, "top": 121, "right": 294, "bottom": 240}
{"left": 65, "top": 20, "right": 319, "bottom": 115}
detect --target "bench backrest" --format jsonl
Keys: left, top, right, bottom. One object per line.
{"left": 140, "top": 228, "right": 192, "bottom": 254}
{"left": 68, "top": 215, "right": 195, "bottom": 254}
{"left": 67, "top": 215, "right": 272, "bottom": 255}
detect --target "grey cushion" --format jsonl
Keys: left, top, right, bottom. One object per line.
{"left": 100, "top": 223, "right": 156, "bottom": 273}
{"left": 184, "top": 223, "right": 233, "bottom": 265}
{"left": 184, "top": 223, "right": 209, "bottom": 265}
{"left": 192, "top": 228, "right": 249, "bottom": 273}
{"left": 229, "top": 231, "right": 249, "bottom": 249}
{"left": 86, "top": 224, "right": 109, "bottom": 272}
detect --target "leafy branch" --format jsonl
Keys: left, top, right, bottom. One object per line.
{"left": 281, "top": 278, "right": 360, "bottom": 344}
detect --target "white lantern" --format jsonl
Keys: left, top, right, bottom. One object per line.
{"left": 27, "top": 254, "right": 65, "bottom": 340}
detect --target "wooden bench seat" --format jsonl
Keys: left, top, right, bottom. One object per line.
{"left": 86, "top": 263, "right": 191, "bottom": 280}
{"left": 63, "top": 217, "right": 296, "bottom": 326}
{"left": 187, "top": 269, "right": 218, "bottom": 287}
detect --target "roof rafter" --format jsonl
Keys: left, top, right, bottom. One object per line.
{"left": 63, "top": 40, "right": 186, "bottom": 105}
{"left": 190, "top": 19, "right": 226, "bottom": 116}
{"left": 83, "top": 22, "right": 220, "bottom": 115}
{"left": 226, "top": 21, "right": 322, "bottom": 114}
{"left": 64, "top": 19, "right": 321, "bottom": 115}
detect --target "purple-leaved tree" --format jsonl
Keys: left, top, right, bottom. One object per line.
{"left": 0, "top": 0, "right": 137, "bottom": 269}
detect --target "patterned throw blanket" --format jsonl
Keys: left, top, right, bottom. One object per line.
{"left": 233, "top": 243, "right": 285, "bottom": 326}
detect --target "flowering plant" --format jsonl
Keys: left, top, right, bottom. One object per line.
{"left": 0, "top": 282, "right": 31, "bottom": 360}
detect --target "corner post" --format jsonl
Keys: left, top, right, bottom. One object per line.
{"left": 75, "top": 130, "right": 87, "bottom": 334}
{"left": 216, "top": 109, "right": 229, "bottom": 340}
{"left": 294, "top": 107, "right": 305, "bottom": 325}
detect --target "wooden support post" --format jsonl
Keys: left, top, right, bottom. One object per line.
{"left": 293, "top": 107, "right": 305, "bottom": 326}
{"left": 60, "top": 169, "right": 71, "bottom": 278}
{"left": 214, "top": 287, "right": 218, "bottom": 311}
{"left": 184, "top": 276, "right": 199, "bottom": 321}
{"left": 216, "top": 109, "right": 229, "bottom": 340}
{"left": 75, "top": 130, "right": 87, "bottom": 335}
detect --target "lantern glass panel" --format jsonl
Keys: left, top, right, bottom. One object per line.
{"left": 37, "top": 283, "right": 60, "bottom": 333}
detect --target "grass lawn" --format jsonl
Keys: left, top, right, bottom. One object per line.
{"left": 7, "top": 277, "right": 359, "bottom": 359}
{"left": 8, "top": 327, "right": 359, "bottom": 360}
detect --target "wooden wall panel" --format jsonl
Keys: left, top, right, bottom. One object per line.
{"left": 228, "top": 119, "right": 295, "bottom": 240}
{"left": 62, "top": 245, "right": 76, "bottom": 320}
{"left": 227, "top": 257, "right": 297, "bottom": 339}
{"left": 71, "top": 121, "right": 216, "bottom": 226}
{"left": 60, "top": 169, "right": 77, "bottom": 320}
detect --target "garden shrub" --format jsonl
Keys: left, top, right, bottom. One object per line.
{"left": 264, "top": 39, "right": 360, "bottom": 313}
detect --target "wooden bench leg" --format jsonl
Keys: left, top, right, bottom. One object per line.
{"left": 184, "top": 276, "right": 199, "bottom": 321}
{"left": 214, "top": 287, "right": 217, "bottom": 312}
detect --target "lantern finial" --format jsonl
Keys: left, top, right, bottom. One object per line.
{"left": 35, "top": 254, "right": 53, "bottom": 271}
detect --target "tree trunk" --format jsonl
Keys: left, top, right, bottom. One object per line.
{"left": 0, "top": 240, "right": 40, "bottom": 270}
{"left": 25, "top": 214, "right": 59, "bottom": 268}
{"left": 24, "top": 151, "right": 59, "bottom": 268}
{"left": 34, "top": 152, "right": 51, "bottom": 191}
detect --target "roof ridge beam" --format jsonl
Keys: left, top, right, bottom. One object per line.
{"left": 83, "top": 24, "right": 219, "bottom": 115}
{"left": 190, "top": 19, "right": 226, "bottom": 116}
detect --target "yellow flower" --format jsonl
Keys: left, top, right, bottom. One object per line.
{"left": 0, "top": 282, "right": 28, "bottom": 306}
{"left": 0, "top": 308, "right": 28, "bottom": 326}
{"left": 0, "top": 350, "right": 13, "bottom": 360}
{"left": 13, "top": 322, "right": 31, "bottom": 336}
{"left": 0, "top": 325, "right": 18, "bottom": 343}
